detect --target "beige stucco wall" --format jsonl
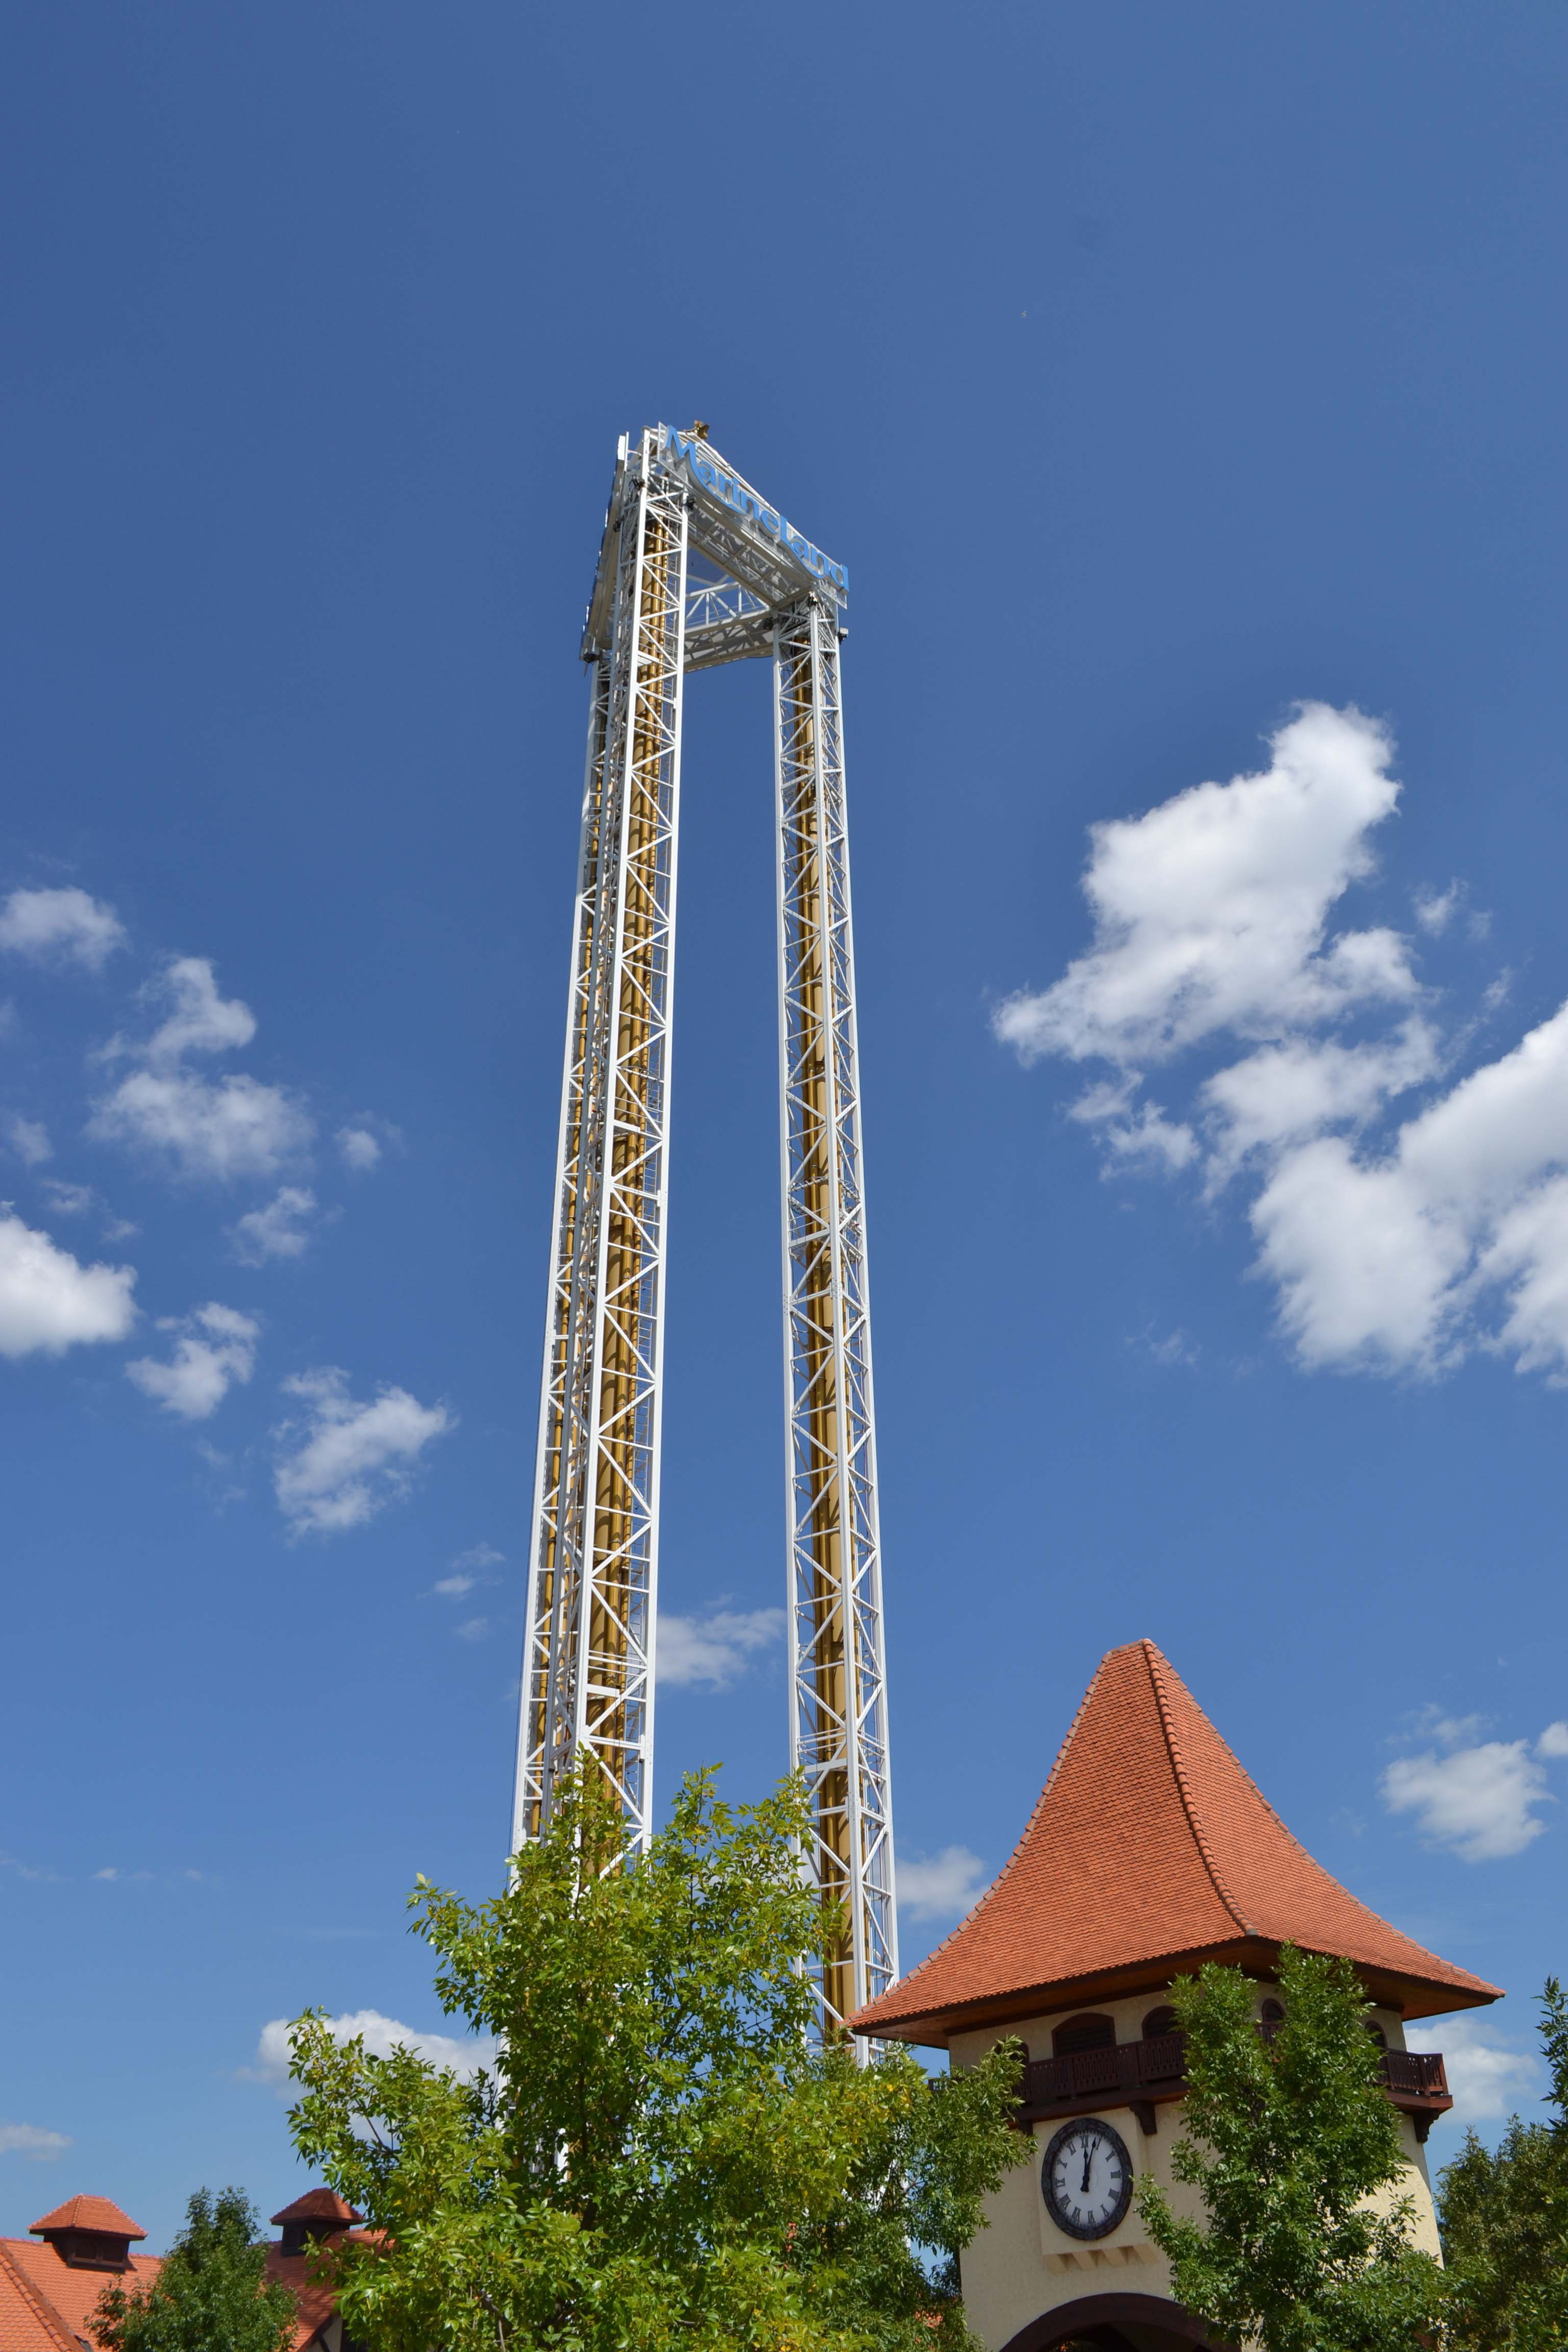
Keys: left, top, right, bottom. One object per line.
{"left": 952, "top": 1981, "right": 1441, "bottom": 2352}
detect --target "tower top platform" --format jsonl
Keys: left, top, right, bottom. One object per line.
{"left": 851, "top": 1638, "right": 1500, "bottom": 2046}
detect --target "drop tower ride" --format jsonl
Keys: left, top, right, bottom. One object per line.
{"left": 512, "top": 425, "right": 896, "bottom": 2039}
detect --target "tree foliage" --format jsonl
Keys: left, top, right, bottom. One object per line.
{"left": 286, "top": 1766, "right": 1025, "bottom": 2352}
{"left": 1135, "top": 1943, "right": 1446, "bottom": 2352}
{"left": 90, "top": 2187, "right": 297, "bottom": 2352}
{"left": 1439, "top": 1976, "right": 1568, "bottom": 2351}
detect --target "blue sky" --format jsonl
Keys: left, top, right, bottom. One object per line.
{"left": 4, "top": 0, "right": 1567, "bottom": 2244}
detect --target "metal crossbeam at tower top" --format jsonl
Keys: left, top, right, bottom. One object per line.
{"left": 512, "top": 424, "right": 897, "bottom": 2042}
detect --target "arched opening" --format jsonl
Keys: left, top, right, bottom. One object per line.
{"left": 999, "top": 2290, "right": 1232, "bottom": 2350}
{"left": 1052, "top": 2014, "right": 1116, "bottom": 2056}
{"left": 1259, "top": 1998, "right": 1284, "bottom": 2024}
{"left": 1141, "top": 2006, "right": 1180, "bottom": 2040}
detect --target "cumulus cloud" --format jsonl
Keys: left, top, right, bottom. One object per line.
{"left": 249, "top": 2010, "right": 496, "bottom": 2092}
{"left": 0, "top": 2122, "right": 72, "bottom": 2161}
{"left": 995, "top": 701, "right": 1568, "bottom": 1380}
{"left": 274, "top": 1368, "right": 453, "bottom": 1536}
{"left": 230, "top": 1186, "right": 317, "bottom": 1265}
{"left": 5, "top": 1115, "right": 51, "bottom": 1166}
{"left": 658, "top": 1606, "right": 786, "bottom": 1690}
{"left": 995, "top": 704, "right": 1414, "bottom": 1068}
{"left": 0, "top": 886, "right": 125, "bottom": 970}
{"left": 90, "top": 959, "right": 312, "bottom": 1182}
{"left": 336, "top": 1125, "right": 381, "bottom": 1172}
{"left": 0, "top": 1209, "right": 136, "bottom": 1358}
{"left": 898, "top": 1846, "right": 989, "bottom": 1923}
{"left": 1380, "top": 1714, "right": 1566, "bottom": 1861}
{"left": 125, "top": 1303, "right": 259, "bottom": 1421}
{"left": 1407, "top": 2014, "right": 1540, "bottom": 2132}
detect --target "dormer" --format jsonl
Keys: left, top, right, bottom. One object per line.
{"left": 29, "top": 2195, "right": 146, "bottom": 2272}
{"left": 271, "top": 2188, "right": 363, "bottom": 2258}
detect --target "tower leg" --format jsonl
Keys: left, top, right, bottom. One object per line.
{"left": 774, "top": 599, "right": 897, "bottom": 2041}
{"left": 514, "top": 437, "right": 688, "bottom": 1856}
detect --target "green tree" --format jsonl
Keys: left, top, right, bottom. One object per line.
{"left": 90, "top": 2188, "right": 297, "bottom": 2352}
{"left": 1135, "top": 1942, "right": 1446, "bottom": 2352}
{"left": 286, "top": 1766, "right": 1024, "bottom": 2352}
{"left": 1440, "top": 1976, "right": 1568, "bottom": 2351}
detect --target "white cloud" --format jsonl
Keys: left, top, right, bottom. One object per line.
{"left": 90, "top": 959, "right": 311, "bottom": 1182}
{"left": 995, "top": 701, "right": 1568, "bottom": 1382}
{"left": 0, "top": 2122, "right": 72, "bottom": 2161}
{"left": 658, "top": 1606, "right": 786, "bottom": 1690}
{"left": 1407, "top": 2014, "right": 1540, "bottom": 2133}
{"left": 1414, "top": 883, "right": 1461, "bottom": 936}
{"left": 6, "top": 1115, "right": 51, "bottom": 1166}
{"left": 336, "top": 1125, "right": 381, "bottom": 1172}
{"left": 92, "top": 1070, "right": 310, "bottom": 1182}
{"left": 455, "top": 1618, "right": 490, "bottom": 1643}
{"left": 432, "top": 1543, "right": 504, "bottom": 1600}
{"left": 40, "top": 1180, "right": 93, "bottom": 1217}
{"left": 898, "top": 1846, "right": 989, "bottom": 1923}
{"left": 994, "top": 704, "right": 1412, "bottom": 1068}
{"left": 1381, "top": 1728, "right": 1554, "bottom": 1862}
{"left": 249, "top": 2010, "right": 496, "bottom": 2092}
{"left": 0, "top": 887, "right": 125, "bottom": 971}
{"left": 0, "top": 1210, "right": 136, "bottom": 1358}
{"left": 125, "top": 957, "right": 257, "bottom": 1064}
{"left": 274, "top": 1367, "right": 453, "bottom": 1536}
{"left": 126, "top": 1303, "right": 259, "bottom": 1422}
{"left": 1537, "top": 1722, "right": 1568, "bottom": 1759}
{"left": 230, "top": 1186, "right": 317, "bottom": 1265}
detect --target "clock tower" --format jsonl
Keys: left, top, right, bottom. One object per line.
{"left": 850, "top": 1639, "right": 1500, "bottom": 2352}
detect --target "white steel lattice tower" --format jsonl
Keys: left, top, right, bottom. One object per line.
{"left": 513, "top": 426, "right": 897, "bottom": 2039}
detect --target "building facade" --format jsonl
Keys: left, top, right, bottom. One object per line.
{"left": 850, "top": 1638, "right": 1501, "bottom": 2352}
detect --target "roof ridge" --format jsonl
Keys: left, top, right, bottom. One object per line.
{"left": 1140, "top": 1640, "right": 1253, "bottom": 1939}
{"left": 0, "top": 2240, "right": 83, "bottom": 2352}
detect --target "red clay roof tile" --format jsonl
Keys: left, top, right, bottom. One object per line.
{"left": 852, "top": 1639, "right": 1502, "bottom": 2043}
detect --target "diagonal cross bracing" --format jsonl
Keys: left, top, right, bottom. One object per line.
{"left": 514, "top": 426, "right": 896, "bottom": 2042}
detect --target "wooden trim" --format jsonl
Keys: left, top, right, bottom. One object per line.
{"left": 998, "top": 2290, "right": 1231, "bottom": 2350}
{"left": 865, "top": 1938, "right": 1500, "bottom": 2046}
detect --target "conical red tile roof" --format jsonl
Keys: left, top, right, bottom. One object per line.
{"left": 853, "top": 1640, "right": 1500, "bottom": 2043}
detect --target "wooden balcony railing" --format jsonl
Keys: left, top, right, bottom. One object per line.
{"left": 1017, "top": 2030, "right": 1451, "bottom": 2142}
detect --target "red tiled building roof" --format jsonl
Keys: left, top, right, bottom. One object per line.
{"left": 0, "top": 2185, "right": 364, "bottom": 2352}
{"left": 0, "top": 2235, "right": 159, "bottom": 2349}
{"left": 0, "top": 2246, "right": 82, "bottom": 2352}
{"left": 853, "top": 1638, "right": 1501, "bottom": 2044}
{"left": 28, "top": 2203, "right": 143, "bottom": 2245}
{"left": 270, "top": 2192, "right": 361, "bottom": 2230}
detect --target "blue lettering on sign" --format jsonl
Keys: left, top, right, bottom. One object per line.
{"left": 661, "top": 428, "right": 847, "bottom": 596}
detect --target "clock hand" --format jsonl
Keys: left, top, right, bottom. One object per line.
{"left": 1080, "top": 2137, "right": 1097, "bottom": 2194}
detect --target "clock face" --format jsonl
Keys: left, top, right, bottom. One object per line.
{"left": 1041, "top": 2117, "right": 1134, "bottom": 2240}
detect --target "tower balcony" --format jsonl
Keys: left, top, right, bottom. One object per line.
{"left": 1016, "top": 2029, "right": 1452, "bottom": 2143}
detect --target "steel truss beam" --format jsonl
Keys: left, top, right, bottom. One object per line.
{"left": 515, "top": 427, "right": 896, "bottom": 2041}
